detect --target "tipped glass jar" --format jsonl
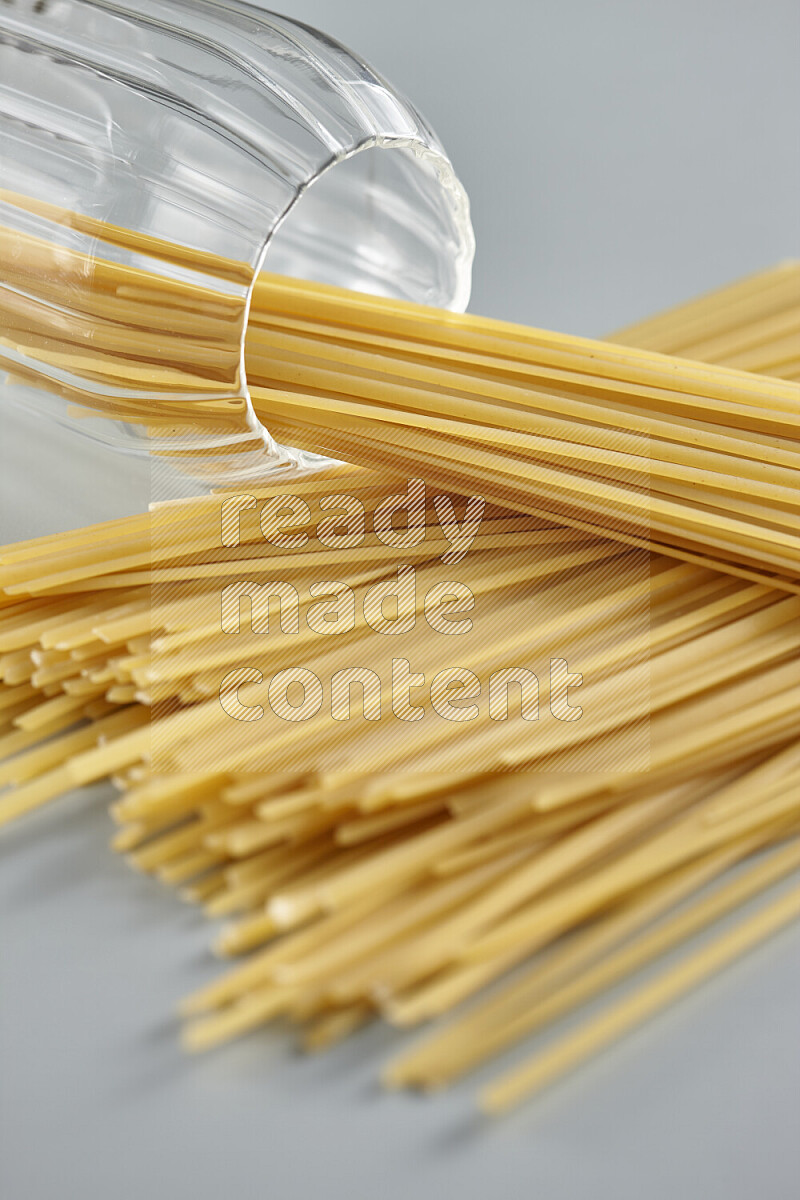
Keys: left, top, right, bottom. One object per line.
{"left": 0, "top": 0, "right": 474, "bottom": 485}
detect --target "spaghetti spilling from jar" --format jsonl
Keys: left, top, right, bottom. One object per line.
{"left": 1, "top": 199, "right": 800, "bottom": 1114}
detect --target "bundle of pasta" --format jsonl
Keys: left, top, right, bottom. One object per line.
{"left": 245, "top": 265, "right": 800, "bottom": 593}
{"left": 2, "top": 189, "right": 799, "bottom": 587}
{"left": 1, "top": 267, "right": 798, "bottom": 1112}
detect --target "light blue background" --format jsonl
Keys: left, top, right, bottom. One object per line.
{"left": 1, "top": 2, "right": 799, "bottom": 1197}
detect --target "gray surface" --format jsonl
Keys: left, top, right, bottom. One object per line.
{"left": 2, "top": 1, "right": 800, "bottom": 1196}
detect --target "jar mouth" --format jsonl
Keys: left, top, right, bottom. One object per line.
{"left": 235, "top": 136, "right": 474, "bottom": 476}
{"left": 260, "top": 137, "right": 474, "bottom": 312}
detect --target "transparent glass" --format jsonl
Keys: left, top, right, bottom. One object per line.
{"left": 0, "top": 0, "right": 474, "bottom": 483}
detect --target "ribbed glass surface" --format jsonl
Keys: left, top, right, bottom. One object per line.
{"left": 0, "top": 0, "right": 474, "bottom": 482}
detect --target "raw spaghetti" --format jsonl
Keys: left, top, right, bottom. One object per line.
{"left": 0, "top": 260, "right": 798, "bottom": 1113}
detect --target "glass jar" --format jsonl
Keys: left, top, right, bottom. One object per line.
{"left": 0, "top": 0, "right": 474, "bottom": 486}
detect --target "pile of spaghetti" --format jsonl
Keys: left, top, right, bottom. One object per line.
{"left": 1, "top": 246, "right": 799, "bottom": 1113}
